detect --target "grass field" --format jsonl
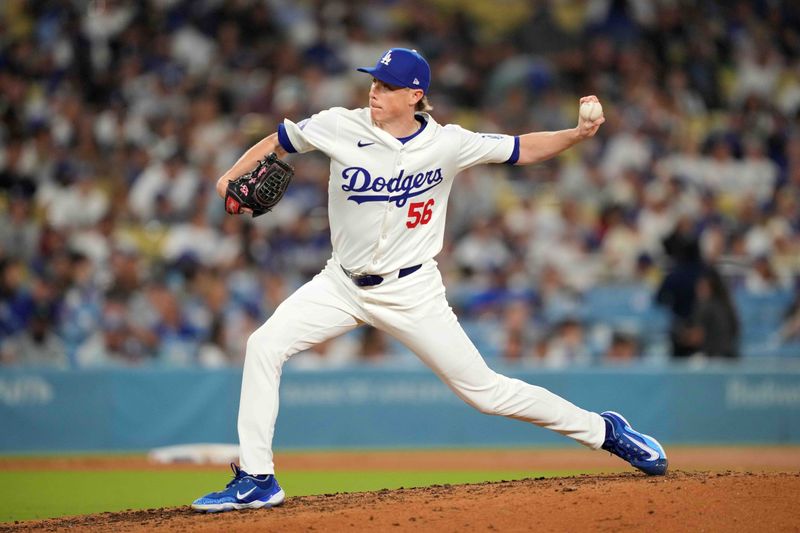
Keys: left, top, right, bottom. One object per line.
{"left": 0, "top": 468, "right": 579, "bottom": 523}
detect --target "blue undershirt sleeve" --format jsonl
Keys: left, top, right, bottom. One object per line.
{"left": 277, "top": 123, "right": 297, "bottom": 153}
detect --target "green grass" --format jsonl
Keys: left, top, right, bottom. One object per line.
{"left": 0, "top": 469, "right": 581, "bottom": 523}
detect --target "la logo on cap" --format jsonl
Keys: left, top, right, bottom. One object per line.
{"left": 380, "top": 51, "right": 392, "bottom": 65}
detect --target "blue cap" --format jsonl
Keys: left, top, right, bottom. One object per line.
{"left": 357, "top": 48, "right": 430, "bottom": 93}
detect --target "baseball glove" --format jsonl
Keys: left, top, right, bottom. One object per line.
{"left": 224, "top": 153, "right": 294, "bottom": 218}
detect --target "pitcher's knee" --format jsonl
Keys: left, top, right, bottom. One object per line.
{"left": 473, "top": 401, "right": 501, "bottom": 416}
{"left": 245, "top": 322, "right": 291, "bottom": 367}
{"left": 477, "top": 394, "right": 512, "bottom": 416}
{"left": 455, "top": 387, "right": 504, "bottom": 416}
{"left": 455, "top": 375, "right": 515, "bottom": 416}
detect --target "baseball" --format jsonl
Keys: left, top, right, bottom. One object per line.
{"left": 580, "top": 101, "right": 603, "bottom": 122}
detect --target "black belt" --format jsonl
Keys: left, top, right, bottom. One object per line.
{"left": 341, "top": 264, "right": 422, "bottom": 287}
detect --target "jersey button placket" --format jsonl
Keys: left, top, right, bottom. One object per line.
{"left": 376, "top": 196, "right": 394, "bottom": 254}
{"left": 372, "top": 152, "right": 401, "bottom": 270}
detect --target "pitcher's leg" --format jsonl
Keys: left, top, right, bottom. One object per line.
{"left": 370, "top": 271, "right": 605, "bottom": 448}
{"left": 388, "top": 309, "right": 604, "bottom": 447}
{"left": 238, "top": 269, "right": 363, "bottom": 474}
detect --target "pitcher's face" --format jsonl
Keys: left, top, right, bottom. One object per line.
{"left": 368, "top": 78, "right": 422, "bottom": 123}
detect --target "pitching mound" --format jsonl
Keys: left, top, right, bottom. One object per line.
{"left": 3, "top": 471, "right": 798, "bottom": 532}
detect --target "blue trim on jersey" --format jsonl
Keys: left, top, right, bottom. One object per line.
{"left": 277, "top": 123, "right": 297, "bottom": 153}
{"left": 397, "top": 116, "right": 427, "bottom": 144}
{"left": 505, "top": 136, "right": 520, "bottom": 165}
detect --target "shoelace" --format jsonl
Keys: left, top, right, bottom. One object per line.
{"left": 224, "top": 463, "right": 248, "bottom": 489}
{"left": 224, "top": 462, "right": 271, "bottom": 490}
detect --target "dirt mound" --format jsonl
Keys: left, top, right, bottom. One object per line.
{"left": 3, "top": 471, "right": 798, "bottom": 532}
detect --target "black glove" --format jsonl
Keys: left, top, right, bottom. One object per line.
{"left": 224, "top": 153, "right": 294, "bottom": 218}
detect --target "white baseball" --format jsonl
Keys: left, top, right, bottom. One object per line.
{"left": 580, "top": 101, "right": 603, "bottom": 122}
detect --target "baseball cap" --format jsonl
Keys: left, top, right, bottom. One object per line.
{"left": 357, "top": 48, "right": 431, "bottom": 93}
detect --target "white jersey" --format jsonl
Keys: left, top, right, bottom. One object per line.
{"left": 278, "top": 107, "right": 519, "bottom": 274}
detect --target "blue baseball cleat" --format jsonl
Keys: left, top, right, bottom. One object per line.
{"left": 191, "top": 463, "right": 285, "bottom": 512}
{"left": 601, "top": 411, "right": 668, "bottom": 476}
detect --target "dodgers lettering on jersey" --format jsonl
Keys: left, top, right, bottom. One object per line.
{"left": 340, "top": 166, "right": 444, "bottom": 206}
{"left": 278, "top": 107, "right": 519, "bottom": 274}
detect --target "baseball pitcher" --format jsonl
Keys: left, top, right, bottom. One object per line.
{"left": 192, "top": 48, "right": 667, "bottom": 513}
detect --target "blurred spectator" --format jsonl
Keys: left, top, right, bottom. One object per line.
{"left": 129, "top": 150, "right": 199, "bottom": 222}
{"left": 500, "top": 300, "right": 536, "bottom": 364}
{"left": 744, "top": 255, "right": 793, "bottom": 295}
{"left": 0, "top": 188, "right": 40, "bottom": 261}
{"left": 604, "top": 331, "right": 641, "bottom": 365}
{"left": 656, "top": 219, "right": 707, "bottom": 358}
{"left": 60, "top": 251, "right": 102, "bottom": 340}
{"left": 197, "top": 319, "right": 231, "bottom": 369}
{"left": 600, "top": 204, "right": 642, "bottom": 280}
{"left": 43, "top": 165, "right": 109, "bottom": 230}
{"left": 3, "top": 304, "right": 67, "bottom": 369}
{"left": 682, "top": 268, "right": 740, "bottom": 359}
{"left": 502, "top": 330, "right": 525, "bottom": 364}
{"left": 540, "top": 318, "right": 591, "bottom": 368}
{"left": 738, "top": 136, "right": 777, "bottom": 204}
{"left": 453, "top": 219, "right": 511, "bottom": 276}
{"left": 637, "top": 181, "right": 680, "bottom": 257}
{"left": 161, "top": 209, "right": 224, "bottom": 267}
{"left": 0, "top": 257, "right": 34, "bottom": 339}
{"left": 146, "top": 283, "right": 203, "bottom": 366}
{"left": 537, "top": 263, "right": 582, "bottom": 324}
{"left": 76, "top": 294, "right": 150, "bottom": 367}
{"left": 526, "top": 333, "right": 552, "bottom": 367}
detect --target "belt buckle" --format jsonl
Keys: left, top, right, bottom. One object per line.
{"left": 342, "top": 266, "right": 362, "bottom": 281}
{"left": 341, "top": 265, "right": 383, "bottom": 287}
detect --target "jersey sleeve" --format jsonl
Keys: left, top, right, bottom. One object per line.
{"left": 449, "top": 125, "right": 519, "bottom": 172}
{"left": 277, "top": 107, "right": 343, "bottom": 156}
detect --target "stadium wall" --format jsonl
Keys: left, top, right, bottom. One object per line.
{"left": 1, "top": 366, "right": 799, "bottom": 452}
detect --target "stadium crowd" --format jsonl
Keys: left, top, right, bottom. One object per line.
{"left": 1, "top": 0, "right": 799, "bottom": 369}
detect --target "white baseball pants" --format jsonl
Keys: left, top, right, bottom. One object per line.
{"left": 238, "top": 258, "right": 606, "bottom": 474}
